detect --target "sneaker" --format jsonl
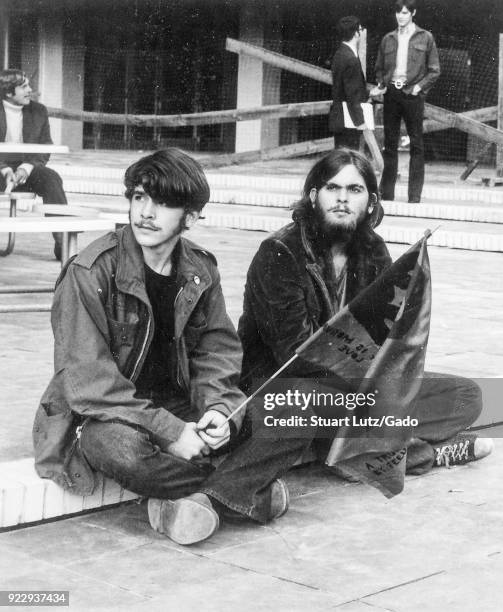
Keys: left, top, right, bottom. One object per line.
{"left": 147, "top": 493, "right": 219, "bottom": 545}
{"left": 433, "top": 432, "right": 493, "bottom": 468}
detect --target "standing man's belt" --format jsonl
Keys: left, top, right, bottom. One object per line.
{"left": 391, "top": 79, "right": 407, "bottom": 89}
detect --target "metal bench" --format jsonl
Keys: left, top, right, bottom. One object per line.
{"left": 0, "top": 215, "right": 116, "bottom": 313}
{"left": 0, "top": 192, "right": 37, "bottom": 256}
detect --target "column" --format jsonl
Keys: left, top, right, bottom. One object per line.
{"left": 37, "top": 17, "right": 84, "bottom": 149}
{"left": 0, "top": 1, "right": 9, "bottom": 69}
{"left": 235, "top": 0, "right": 281, "bottom": 152}
{"left": 38, "top": 18, "right": 64, "bottom": 144}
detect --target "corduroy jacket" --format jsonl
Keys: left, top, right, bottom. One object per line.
{"left": 238, "top": 219, "right": 392, "bottom": 392}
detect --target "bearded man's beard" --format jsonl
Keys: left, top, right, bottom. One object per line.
{"left": 312, "top": 202, "right": 362, "bottom": 244}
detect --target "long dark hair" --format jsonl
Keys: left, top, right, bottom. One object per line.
{"left": 292, "top": 149, "right": 385, "bottom": 292}
{"left": 292, "top": 148, "right": 384, "bottom": 230}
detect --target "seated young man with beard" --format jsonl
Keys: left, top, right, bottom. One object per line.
{"left": 238, "top": 148, "right": 492, "bottom": 475}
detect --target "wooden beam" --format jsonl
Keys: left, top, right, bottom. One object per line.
{"left": 199, "top": 134, "right": 383, "bottom": 174}
{"left": 46, "top": 100, "right": 333, "bottom": 127}
{"left": 226, "top": 37, "right": 332, "bottom": 85}
{"left": 423, "top": 106, "right": 497, "bottom": 133}
{"left": 227, "top": 38, "right": 503, "bottom": 147}
{"left": 424, "top": 103, "right": 503, "bottom": 146}
{"left": 362, "top": 129, "right": 383, "bottom": 173}
{"left": 198, "top": 137, "right": 334, "bottom": 169}
{"left": 459, "top": 142, "right": 493, "bottom": 181}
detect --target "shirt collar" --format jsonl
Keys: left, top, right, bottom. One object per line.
{"left": 398, "top": 22, "right": 415, "bottom": 36}
{"left": 342, "top": 41, "right": 358, "bottom": 57}
{"left": 2, "top": 99, "right": 23, "bottom": 112}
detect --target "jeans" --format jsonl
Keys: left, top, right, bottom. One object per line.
{"left": 80, "top": 395, "right": 311, "bottom": 524}
{"left": 380, "top": 85, "right": 425, "bottom": 203}
{"left": 80, "top": 372, "right": 481, "bottom": 521}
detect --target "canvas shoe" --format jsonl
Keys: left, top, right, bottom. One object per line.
{"left": 433, "top": 432, "right": 493, "bottom": 468}
{"left": 147, "top": 493, "right": 219, "bottom": 545}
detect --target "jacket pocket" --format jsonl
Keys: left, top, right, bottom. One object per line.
{"left": 184, "top": 321, "right": 207, "bottom": 354}
{"left": 184, "top": 311, "right": 207, "bottom": 354}
{"left": 409, "top": 42, "right": 428, "bottom": 64}
{"left": 33, "top": 403, "right": 76, "bottom": 469}
{"left": 108, "top": 318, "right": 139, "bottom": 369}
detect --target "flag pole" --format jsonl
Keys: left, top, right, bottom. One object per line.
{"left": 220, "top": 353, "right": 299, "bottom": 425}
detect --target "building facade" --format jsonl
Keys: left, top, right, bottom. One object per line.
{"left": 1, "top": 0, "right": 501, "bottom": 160}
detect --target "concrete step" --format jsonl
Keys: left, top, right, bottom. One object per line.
{"left": 50, "top": 161, "right": 503, "bottom": 202}
{"left": 0, "top": 458, "right": 138, "bottom": 529}
{"left": 48, "top": 164, "right": 503, "bottom": 225}
{"left": 0, "top": 447, "right": 315, "bottom": 530}
{"left": 67, "top": 194, "right": 503, "bottom": 253}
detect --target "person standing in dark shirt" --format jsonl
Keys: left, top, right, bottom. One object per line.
{"left": 329, "top": 16, "right": 369, "bottom": 150}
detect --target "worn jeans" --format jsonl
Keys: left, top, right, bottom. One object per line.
{"left": 80, "top": 395, "right": 311, "bottom": 524}
{"left": 380, "top": 85, "right": 425, "bottom": 203}
{"left": 80, "top": 372, "right": 481, "bottom": 521}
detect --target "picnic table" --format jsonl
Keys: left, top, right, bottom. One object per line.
{"left": 0, "top": 143, "right": 70, "bottom": 256}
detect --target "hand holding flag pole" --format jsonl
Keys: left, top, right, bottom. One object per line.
{"left": 219, "top": 354, "right": 298, "bottom": 426}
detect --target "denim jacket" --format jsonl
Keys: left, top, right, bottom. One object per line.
{"left": 375, "top": 26, "right": 440, "bottom": 95}
{"left": 238, "top": 220, "right": 391, "bottom": 392}
{"left": 33, "top": 225, "right": 245, "bottom": 494}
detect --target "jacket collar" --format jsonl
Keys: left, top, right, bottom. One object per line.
{"left": 298, "top": 219, "right": 335, "bottom": 317}
{"left": 114, "top": 225, "right": 212, "bottom": 297}
{"left": 299, "top": 219, "right": 318, "bottom": 263}
{"left": 390, "top": 24, "right": 426, "bottom": 39}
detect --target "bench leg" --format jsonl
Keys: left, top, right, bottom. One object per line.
{"left": 0, "top": 199, "right": 17, "bottom": 257}
{"left": 60, "top": 232, "right": 78, "bottom": 267}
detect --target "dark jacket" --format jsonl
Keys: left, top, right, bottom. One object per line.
{"left": 375, "top": 26, "right": 440, "bottom": 95}
{"left": 238, "top": 220, "right": 392, "bottom": 391}
{"left": 0, "top": 100, "right": 53, "bottom": 169}
{"left": 329, "top": 43, "right": 368, "bottom": 132}
{"left": 33, "top": 225, "right": 246, "bottom": 495}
